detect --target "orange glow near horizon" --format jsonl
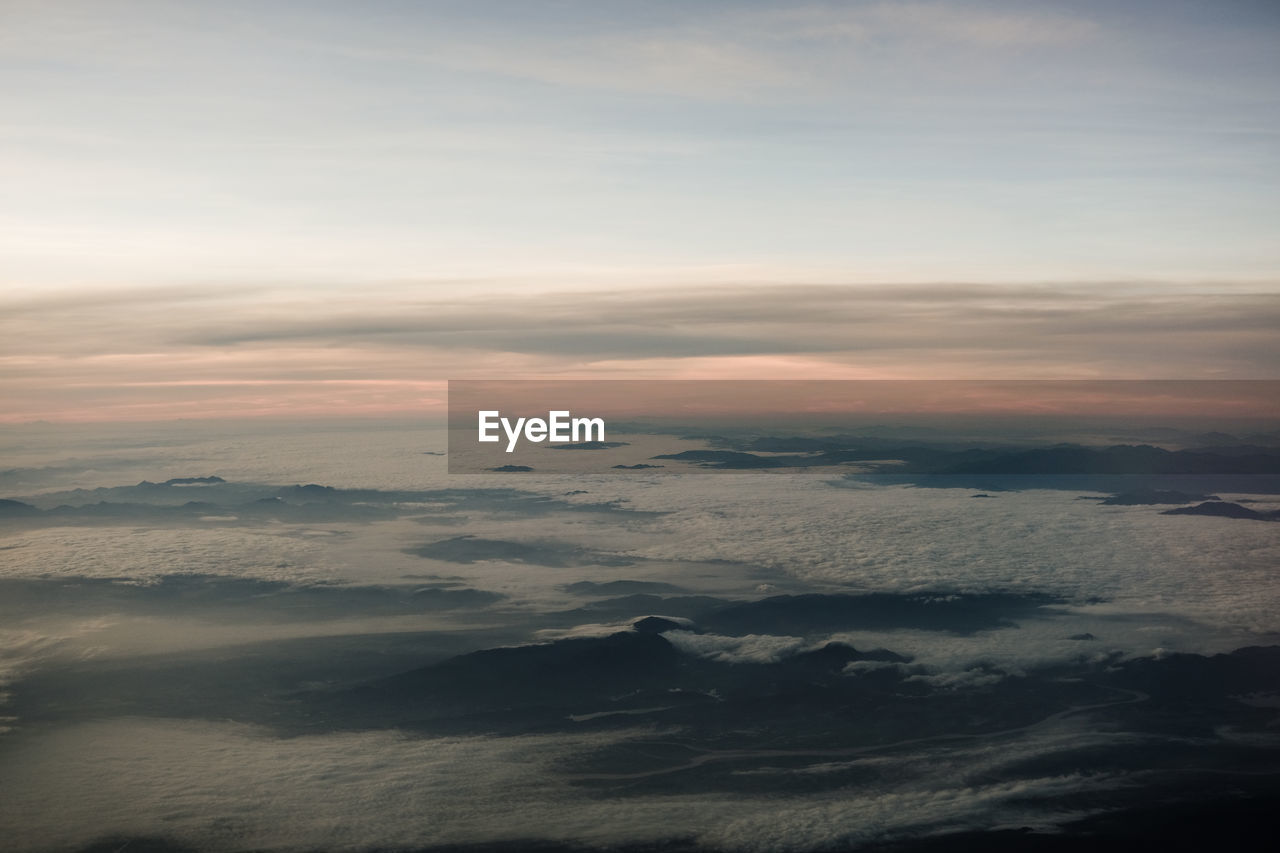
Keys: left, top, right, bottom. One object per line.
{"left": 447, "top": 379, "right": 1280, "bottom": 426}
{"left": 6, "top": 371, "right": 1280, "bottom": 426}
{"left": 4, "top": 282, "right": 1279, "bottom": 424}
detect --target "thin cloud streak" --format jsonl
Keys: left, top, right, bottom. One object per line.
{"left": 2, "top": 281, "right": 1278, "bottom": 421}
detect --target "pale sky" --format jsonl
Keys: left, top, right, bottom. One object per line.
{"left": 2, "top": 1, "right": 1279, "bottom": 420}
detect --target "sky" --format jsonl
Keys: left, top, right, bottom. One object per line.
{"left": 2, "top": 0, "right": 1279, "bottom": 421}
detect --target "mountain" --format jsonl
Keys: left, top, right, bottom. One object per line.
{"left": 0, "top": 498, "right": 39, "bottom": 516}
{"left": 699, "top": 592, "right": 1063, "bottom": 636}
{"left": 1100, "top": 489, "right": 1219, "bottom": 505}
{"left": 1161, "top": 502, "right": 1280, "bottom": 521}
{"left": 945, "top": 445, "right": 1280, "bottom": 476}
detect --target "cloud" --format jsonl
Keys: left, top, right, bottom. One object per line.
{"left": 603, "top": 474, "right": 1280, "bottom": 662}
{"left": 5, "top": 281, "right": 1279, "bottom": 421}
{"left": 905, "top": 666, "right": 1007, "bottom": 689}
{"left": 0, "top": 715, "right": 1132, "bottom": 852}
{"left": 162, "top": 282, "right": 1280, "bottom": 357}
{"left": 2, "top": 417, "right": 1277, "bottom": 851}
{"left": 747, "top": 2, "right": 1099, "bottom": 49}
{"left": 532, "top": 620, "right": 640, "bottom": 641}
{"left": 662, "top": 630, "right": 816, "bottom": 664}
{"left": 0, "top": 620, "right": 114, "bottom": 717}
{"left": 0, "top": 574, "right": 505, "bottom": 624}
{"left": 5, "top": 1, "right": 1278, "bottom": 313}
{"left": 304, "top": 1, "right": 1100, "bottom": 101}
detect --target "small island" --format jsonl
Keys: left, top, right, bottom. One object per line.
{"left": 1161, "top": 502, "right": 1280, "bottom": 521}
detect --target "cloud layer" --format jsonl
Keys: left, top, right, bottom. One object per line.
{"left": 0, "top": 716, "right": 1132, "bottom": 852}
{"left": 5, "top": 281, "right": 1278, "bottom": 421}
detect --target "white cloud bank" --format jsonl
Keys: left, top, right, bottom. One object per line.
{"left": 0, "top": 716, "right": 1131, "bottom": 853}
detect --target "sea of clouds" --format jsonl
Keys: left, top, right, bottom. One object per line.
{"left": 2, "top": 420, "right": 1278, "bottom": 851}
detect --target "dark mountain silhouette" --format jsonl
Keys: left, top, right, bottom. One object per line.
{"left": 1184, "top": 443, "right": 1280, "bottom": 456}
{"left": 652, "top": 446, "right": 999, "bottom": 471}
{"left": 276, "top": 483, "right": 340, "bottom": 500}
{"left": 334, "top": 629, "right": 920, "bottom": 732}
{"left": 1100, "top": 489, "right": 1218, "bottom": 505}
{"left": 0, "top": 480, "right": 654, "bottom": 529}
{"left": 1107, "top": 646, "right": 1280, "bottom": 705}
{"left": 137, "top": 476, "right": 226, "bottom": 487}
{"left": 652, "top": 450, "right": 788, "bottom": 467}
{"left": 652, "top": 442, "right": 1280, "bottom": 476}
{"left": 700, "top": 592, "right": 1064, "bottom": 636}
{"left": 1161, "top": 502, "right": 1279, "bottom": 521}
{"left": 362, "top": 631, "right": 688, "bottom": 715}
{"left": 0, "top": 498, "right": 39, "bottom": 516}
{"left": 944, "top": 445, "right": 1280, "bottom": 476}
{"left": 785, "top": 642, "right": 908, "bottom": 670}
{"left": 632, "top": 616, "right": 688, "bottom": 634}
